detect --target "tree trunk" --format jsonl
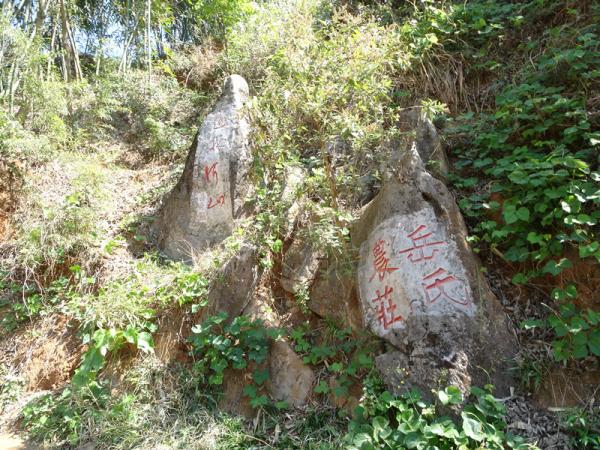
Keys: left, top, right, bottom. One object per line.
{"left": 59, "top": 0, "right": 81, "bottom": 81}
{"left": 146, "top": 0, "right": 151, "bottom": 78}
{"left": 47, "top": 21, "right": 57, "bottom": 80}
{"left": 59, "top": 0, "right": 70, "bottom": 81}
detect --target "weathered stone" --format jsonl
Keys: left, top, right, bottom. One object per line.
{"left": 154, "top": 75, "right": 251, "bottom": 261}
{"left": 218, "top": 367, "right": 256, "bottom": 418}
{"left": 308, "top": 259, "right": 363, "bottom": 329}
{"left": 281, "top": 239, "right": 322, "bottom": 295}
{"left": 267, "top": 340, "right": 314, "bottom": 407}
{"left": 206, "top": 243, "right": 260, "bottom": 319}
{"left": 398, "top": 107, "right": 449, "bottom": 179}
{"left": 355, "top": 143, "right": 516, "bottom": 400}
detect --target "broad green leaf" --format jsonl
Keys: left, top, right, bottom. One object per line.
{"left": 252, "top": 368, "right": 269, "bottom": 385}
{"left": 315, "top": 380, "right": 330, "bottom": 394}
{"left": 461, "top": 413, "right": 485, "bottom": 441}
{"left": 136, "top": 331, "right": 154, "bottom": 353}
{"left": 542, "top": 258, "right": 572, "bottom": 276}
{"left": 588, "top": 330, "right": 600, "bottom": 356}
{"left": 516, "top": 207, "right": 530, "bottom": 221}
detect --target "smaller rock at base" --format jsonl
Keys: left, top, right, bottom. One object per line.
{"left": 308, "top": 259, "right": 363, "bottom": 329}
{"left": 375, "top": 349, "right": 471, "bottom": 404}
{"left": 268, "top": 340, "right": 314, "bottom": 407}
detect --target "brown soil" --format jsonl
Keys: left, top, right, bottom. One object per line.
{"left": 552, "top": 248, "right": 600, "bottom": 310}
{"left": 535, "top": 367, "right": 600, "bottom": 409}
{"left": 0, "top": 315, "right": 83, "bottom": 391}
{"left": 0, "top": 167, "right": 18, "bottom": 242}
{"left": 154, "top": 306, "right": 191, "bottom": 365}
{"left": 0, "top": 433, "right": 40, "bottom": 450}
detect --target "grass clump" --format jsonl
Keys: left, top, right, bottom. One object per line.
{"left": 12, "top": 156, "right": 107, "bottom": 278}
{"left": 68, "top": 256, "right": 208, "bottom": 331}
{"left": 21, "top": 358, "right": 252, "bottom": 449}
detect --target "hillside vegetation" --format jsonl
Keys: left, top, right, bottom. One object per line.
{"left": 0, "top": 0, "right": 598, "bottom": 448}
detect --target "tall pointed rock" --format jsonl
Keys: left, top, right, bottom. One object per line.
{"left": 154, "top": 75, "right": 251, "bottom": 260}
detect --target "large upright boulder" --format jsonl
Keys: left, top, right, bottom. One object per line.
{"left": 155, "top": 75, "right": 251, "bottom": 260}
{"left": 354, "top": 143, "right": 516, "bottom": 400}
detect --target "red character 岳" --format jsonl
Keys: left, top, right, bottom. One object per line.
{"left": 398, "top": 224, "right": 445, "bottom": 263}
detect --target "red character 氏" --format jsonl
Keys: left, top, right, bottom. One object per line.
{"left": 421, "top": 267, "right": 470, "bottom": 306}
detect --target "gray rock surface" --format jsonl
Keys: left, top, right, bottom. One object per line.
{"left": 206, "top": 243, "right": 260, "bottom": 319}
{"left": 267, "top": 340, "right": 314, "bottom": 407}
{"left": 397, "top": 107, "right": 449, "bottom": 178}
{"left": 308, "top": 258, "right": 363, "bottom": 329}
{"left": 155, "top": 75, "right": 251, "bottom": 261}
{"left": 280, "top": 239, "right": 322, "bottom": 295}
{"left": 354, "top": 143, "right": 516, "bottom": 400}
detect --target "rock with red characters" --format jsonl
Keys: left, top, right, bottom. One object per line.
{"left": 154, "top": 75, "right": 251, "bottom": 261}
{"left": 354, "top": 142, "right": 517, "bottom": 401}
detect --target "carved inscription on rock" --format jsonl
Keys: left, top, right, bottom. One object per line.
{"left": 358, "top": 207, "right": 475, "bottom": 338}
{"left": 190, "top": 112, "right": 234, "bottom": 231}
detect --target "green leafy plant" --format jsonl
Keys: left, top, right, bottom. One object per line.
{"left": 345, "top": 376, "right": 533, "bottom": 449}
{"left": 561, "top": 407, "right": 600, "bottom": 449}
{"left": 522, "top": 303, "right": 600, "bottom": 362}
{"left": 189, "top": 312, "right": 283, "bottom": 409}
{"left": 22, "top": 388, "right": 90, "bottom": 446}
{"left": 290, "top": 324, "right": 375, "bottom": 399}
{"left": 449, "top": 29, "right": 600, "bottom": 362}
{"left": 73, "top": 325, "right": 155, "bottom": 389}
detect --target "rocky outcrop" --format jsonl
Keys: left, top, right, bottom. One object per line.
{"left": 397, "top": 107, "right": 449, "bottom": 179}
{"left": 280, "top": 239, "right": 321, "bottom": 295}
{"left": 154, "top": 75, "right": 251, "bottom": 261}
{"left": 308, "top": 258, "right": 363, "bottom": 329}
{"left": 267, "top": 340, "right": 314, "bottom": 407}
{"left": 354, "top": 142, "right": 517, "bottom": 400}
{"left": 156, "top": 78, "right": 515, "bottom": 412}
{"left": 207, "top": 245, "right": 315, "bottom": 414}
{"left": 205, "top": 243, "right": 261, "bottom": 318}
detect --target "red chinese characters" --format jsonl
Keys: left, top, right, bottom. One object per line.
{"left": 422, "top": 267, "right": 470, "bottom": 306}
{"left": 371, "top": 285, "right": 403, "bottom": 330}
{"left": 207, "top": 194, "right": 225, "bottom": 209}
{"left": 204, "top": 162, "right": 218, "bottom": 184}
{"left": 202, "top": 161, "right": 225, "bottom": 209}
{"left": 369, "top": 239, "right": 398, "bottom": 282}
{"left": 398, "top": 224, "right": 445, "bottom": 263}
